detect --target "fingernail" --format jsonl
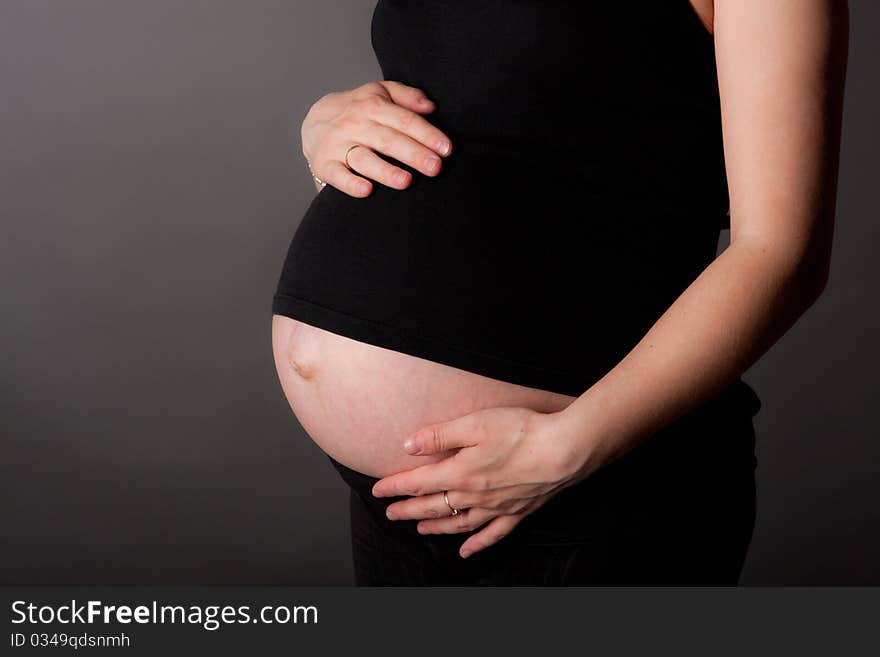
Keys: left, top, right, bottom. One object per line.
{"left": 372, "top": 486, "right": 384, "bottom": 498}
{"left": 386, "top": 509, "right": 396, "bottom": 520}
{"left": 357, "top": 181, "right": 371, "bottom": 195}
{"left": 403, "top": 436, "right": 421, "bottom": 454}
{"left": 395, "top": 171, "right": 411, "bottom": 186}
{"left": 460, "top": 549, "right": 472, "bottom": 559}
{"left": 424, "top": 156, "right": 441, "bottom": 174}
{"left": 437, "top": 141, "right": 451, "bottom": 156}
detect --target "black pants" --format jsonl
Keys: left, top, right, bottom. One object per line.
{"left": 327, "top": 401, "right": 758, "bottom": 586}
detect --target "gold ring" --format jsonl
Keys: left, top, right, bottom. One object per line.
{"left": 344, "top": 144, "right": 361, "bottom": 170}
{"left": 444, "top": 490, "right": 460, "bottom": 516}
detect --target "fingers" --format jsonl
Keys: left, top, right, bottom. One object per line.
{"left": 304, "top": 79, "right": 452, "bottom": 197}
{"left": 345, "top": 145, "right": 412, "bottom": 190}
{"left": 372, "top": 454, "right": 470, "bottom": 498}
{"left": 384, "top": 487, "right": 491, "bottom": 522}
{"left": 378, "top": 101, "right": 452, "bottom": 156}
{"left": 459, "top": 494, "right": 555, "bottom": 558}
{"left": 416, "top": 505, "right": 498, "bottom": 537}
{"left": 458, "top": 514, "right": 522, "bottom": 558}
{"left": 314, "top": 159, "right": 373, "bottom": 198}
{"left": 352, "top": 82, "right": 449, "bottom": 155}
{"left": 380, "top": 486, "right": 497, "bottom": 535}
{"left": 349, "top": 85, "right": 451, "bottom": 160}
{"left": 357, "top": 122, "right": 445, "bottom": 177}
{"left": 404, "top": 412, "right": 481, "bottom": 455}
{"left": 383, "top": 489, "right": 549, "bottom": 558}
{"left": 378, "top": 80, "right": 437, "bottom": 114}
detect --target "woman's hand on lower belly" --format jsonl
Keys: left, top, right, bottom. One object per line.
{"left": 370, "top": 406, "right": 590, "bottom": 559}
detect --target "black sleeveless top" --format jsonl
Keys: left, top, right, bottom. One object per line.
{"left": 273, "top": 0, "right": 761, "bottom": 415}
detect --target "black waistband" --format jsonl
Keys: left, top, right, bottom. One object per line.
{"left": 326, "top": 454, "right": 380, "bottom": 494}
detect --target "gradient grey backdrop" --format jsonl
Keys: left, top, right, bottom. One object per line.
{"left": 2, "top": 1, "right": 877, "bottom": 585}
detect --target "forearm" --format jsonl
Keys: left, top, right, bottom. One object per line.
{"left": 551, "top": 0, "right": 848, "bottom": 478}
{"left": 556, "top": 237, "right": 827, "bottom": 476}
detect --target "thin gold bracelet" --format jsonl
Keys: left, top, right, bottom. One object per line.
{"left": 307, "top": 160, "right": 326, "bottom": 189}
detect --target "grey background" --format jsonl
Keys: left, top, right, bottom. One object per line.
{"left": 1, "top": 1, "right": 876, "bottom": 585}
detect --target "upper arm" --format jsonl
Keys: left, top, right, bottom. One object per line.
{"left": 714, "top": 0, "right": 848, "bottom": 282}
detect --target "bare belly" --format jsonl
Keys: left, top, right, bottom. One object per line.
{"left": 271, "top": 314, "right": 578, "bottom": 478}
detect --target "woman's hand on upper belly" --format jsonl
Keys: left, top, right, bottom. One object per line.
{"left": 301, "top": 80, "right": 453, "bottom": 197}
{"left": 371, "top": 406, "right": 591, "bottom": 559}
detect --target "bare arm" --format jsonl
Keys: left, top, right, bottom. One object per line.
{"left": 556, "top": 0, "right": 849, "bottom": 473}
{"left": 371, "top": 0, "right": 849, "bottom": 558}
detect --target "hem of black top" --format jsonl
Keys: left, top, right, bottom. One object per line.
{"left": 270, "top": 292, "right": 762, "bottom": 417}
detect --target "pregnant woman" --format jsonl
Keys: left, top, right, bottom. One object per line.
{"left": 271, "top": 0, "right": 847, "bottom": 585}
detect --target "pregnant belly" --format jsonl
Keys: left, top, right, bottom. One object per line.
{"left": 271, "top": 314, "right": 577, "bottom": 478}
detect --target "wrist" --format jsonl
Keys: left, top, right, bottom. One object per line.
{"left": 530, "top": 406, "right": 601, "bottom": 485}
{"left": 307, "top": 159, "right": 327, "bottom": 191}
